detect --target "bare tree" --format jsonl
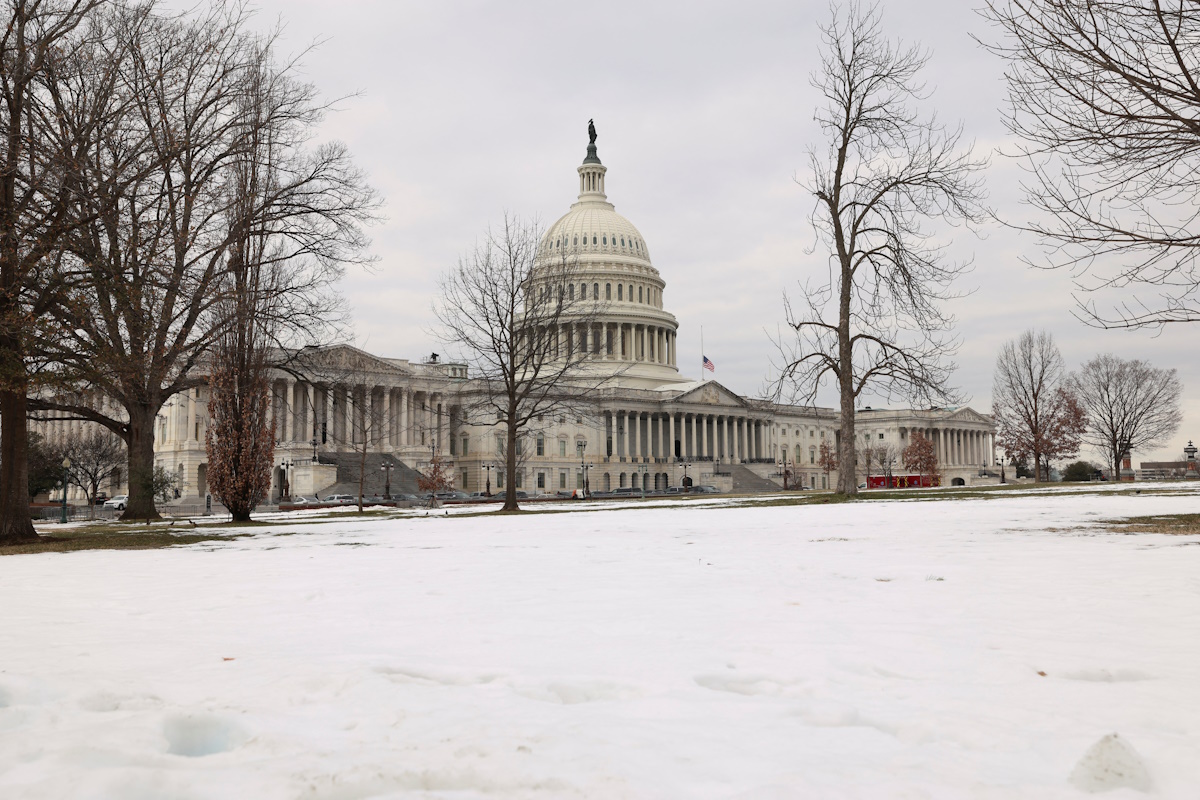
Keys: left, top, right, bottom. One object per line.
{"left": 436, "top": 214, "right": 612, "bottom": 512}
{"left": 0, "top": 0, "right": 106, "bottom": 543}
{"left": 775, "top": 2, "right": 987, "bottom": 495}
{"left": 62, "top": 426, "right": 123, "bottom": 516}
{"left": 992, "top": 330, "right": 1087, "bottom": 482}
{"left": 981, "top": 0, "right": 1200, "bottom": 327}
{"left": 31, "top": 2, "right": 375, "bottom": 520}
{"left": 1068, "top": 355, "right": 1182, "bottom": 480}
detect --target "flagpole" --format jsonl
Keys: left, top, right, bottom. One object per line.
{"left": 700, "top": 326, "right": 705, "bottom": 381}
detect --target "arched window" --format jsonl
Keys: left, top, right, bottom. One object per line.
{"left": 580, "top": 283, "right": 587, "bottom": 299}
{"left": 568, "top": 285, "right": 574, "bottom": 301}
{"left": 606, "top": 283, "right": 611, "bottom": 299}
{"left": 638, "top": 286, "right": 643, "bottom": 302}
{"left": 621, "top": 237, "right": 625, "bottom": 246}
{"left": 594, "top": 282, "right": 600, "bottom": 298}
{"left": 602, "top": 235, "right": 607, "bottom": 245}
{"left": 617, "top": 285, "right": 623, "bottom": 300}
{"left": 628, "top": 284, "right": 633, "bottom": 300}
{"left": 593, "top": 235, "right": 597, "bottom": 245}
{"left": 573, "top": 236, "right": 578, "bottom": 246}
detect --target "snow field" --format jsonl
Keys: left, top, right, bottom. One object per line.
{"left": 1, "top": 488, "right": 1199, "bottom": 798}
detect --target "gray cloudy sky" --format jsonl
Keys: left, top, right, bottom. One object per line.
{"left": 247, "top": 0, "right": 1196, "bottom": 463}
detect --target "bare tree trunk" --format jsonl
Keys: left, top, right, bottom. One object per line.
{"left": 0, "top": 388, "right": 34, "bottom": 541}
{"left": 503, "top": 408, "right": 518, "bottom": 512}
{"left": 122, "top": 403, "right": 161, "bottom": 521}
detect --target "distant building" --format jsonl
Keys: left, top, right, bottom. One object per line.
{"left": 1137, "top": 440, "right": 1199, "bottom": 480}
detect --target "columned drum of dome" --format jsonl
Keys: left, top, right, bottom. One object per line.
{"left": 529, "top": 134, "right": 685, "bottom": 388}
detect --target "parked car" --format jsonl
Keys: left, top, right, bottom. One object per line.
{"left": 691, "top": 485, "right": 720, "bottom": 494}
{"left": 436, "top": 491, "right": 471, "bottom": 502}
{"left": 287, "top": 496, "right": 312, "bottom": 507}
{"left": 92, "top": 492, "right": 108, "bottom": 506}
{"left": 103, "top": 495, "right": 128, "bottom": 510}
{"left": 321, "top": 494, "right": 357, "bottom": 505}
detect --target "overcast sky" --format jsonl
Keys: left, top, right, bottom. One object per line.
{"left": 243, "top": 0, "right": 1196, "bottom": 463}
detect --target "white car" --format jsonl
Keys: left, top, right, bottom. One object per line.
{"left": 103, "top": 495, "right": 128, "bottom": 510}
{"left": 321, "top": 494, "right": 357, "bottom": 505}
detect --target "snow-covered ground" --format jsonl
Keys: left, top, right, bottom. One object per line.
{"left": 3, "top": 487, "right": 1199, "bottom": 798}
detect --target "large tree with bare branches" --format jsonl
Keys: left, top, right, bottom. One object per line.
{"left": 0, "top": 0, "right": 107, "bottom": 543}
{"left": 436, "top": 215, "right": 611, "bottom": 512}
{"left": 31, "top": 2, "right": 374, "bottom": 520}
{"left": 1068, "top": 355, "right": 1181, "bottom": 480}
{"left": 776, "top": 2, "right": 987, "bottom": 495}
{"left": 982, "top": 0, "right": 1200, "bottom": 327}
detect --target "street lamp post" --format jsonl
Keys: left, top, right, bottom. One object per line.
{"left": 682, "top": 461, "right": 693, "bottom": 492}
{"left": 380, "top": 461, "right": 394, "bottom": 499}
{"left": 60, "top": 457, "right": 71, "bottom": 523}
{"left": 310, "top": 436, "right": 318, "bottom": 462}
{"left": 577, "top": 441, "right": 589, "bottom": 497}
{"left": 637, "top": 463, "right": 648, "bottom": 499}
{"left": 281, "top": 458, "right": 293, "bottom": 502}
{"left": 483, "top": 463, "right": 494, "bottom": 496}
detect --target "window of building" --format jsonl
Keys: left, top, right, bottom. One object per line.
{"left": 461, "top": 437, "right": 469, "bottom": 455}
{"left": 568, "top": 285, "right": 574, "bottom": 301}
{"left": 536, "top": 435, "right": 545, "bottom": 456}
{"left": 515, "top": 471, "right": 523, "bottom": 488}
{"left": 618, "top": 285, "right": 623, "bottom": 300}
{"left": 461, "top": 468, "right": 468, "bottom": 488}
{"left": 606, "top": 283, "right": 611, "bottom": 299}
{"left": 878, "top": 433, "right": 884, "bottom": 440}
{"left": 594, "top": 282, "right": 599, "bottom": 298}
{"left": 593, "top": 235, "right": 597, "bottom": 245}
{"left": 602, "top": 236, "right": 607, "bottom": 245}
{"left": 638, "top": 286, "right": 643, "bottom": 302}
{"left": 573, "top": 236, "right": 578, "bottom": 246}
{"left": 537, "top": 472, "right": 546, "bottom": 489}
{"left": 810, "top": 448, "right": 816, "bottom": 464}
{"left": 559, "top": 440, "right": 567, "bottom": 457}
{"left": 628, "top": 284, "right": 633, "bottom": 300}
{"left": 581, "top": 283, "right": 587, "bottom": 299}
{"left": 497, "top": 471, "right": 505, "bottom": 488}
{"left": 559, "top": 471, "right": 567, "bottom": 489}
{"left": 449, "top": 437, "right": 456, "bottom": 456}
{"left": 620, "top": 237, "right": 625, "bottom": 246}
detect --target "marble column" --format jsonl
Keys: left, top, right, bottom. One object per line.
{"left": 668, "top": 413, "right": 676, "bottom": 460}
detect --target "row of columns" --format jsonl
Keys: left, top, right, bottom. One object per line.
{"left": 604, "top": 410, "right": 772, "bottom": 462}
{"left": 269, "top": 379, "right": 450, "bottom": 454}
{"left": 532, "top": 321, "right": 677, "bottom": 366}
{"left": 909, "top": 427, "right": 996, "bottom": 467}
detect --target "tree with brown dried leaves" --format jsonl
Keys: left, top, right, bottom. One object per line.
{"left": 902, "top": 430, "right": 938, "bottom": 485}
{"left": 992, "top": 330, "right": 1087, "bottom": 482}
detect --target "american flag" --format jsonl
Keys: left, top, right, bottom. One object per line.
{"left": 702, "top": 355, "right": 715, "bottom": 372}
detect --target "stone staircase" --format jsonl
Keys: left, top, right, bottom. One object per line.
{"left": 729, "top": 463, "right": 783, "bottom": 493}
{"left": 313, "top": 452, "right": 425, "bottom": 498}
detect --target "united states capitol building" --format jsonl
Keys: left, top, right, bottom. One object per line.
{"left": 43, "top": 134, "right": 999, "bottom": 502}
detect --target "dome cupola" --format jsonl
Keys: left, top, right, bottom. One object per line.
{"left": 530, "top": 122, "right": 685, "bottom": 387}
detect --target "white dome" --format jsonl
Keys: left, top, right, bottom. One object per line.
{"left": 542, "top": 206, "right": 653, "bottom": 267}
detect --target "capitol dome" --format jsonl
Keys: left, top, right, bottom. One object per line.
{"left": 531, "top": 132, "right": 684, "bottom": 387}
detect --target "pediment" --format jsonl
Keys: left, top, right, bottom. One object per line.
{"left": 672, "top": 380, "right": 748, "bottom": 408}
{"left": 946, "top": 406, "right": 991, "bottom": 425}
{"left": 295, "top": 344, "right": 413, "bottom": 379}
